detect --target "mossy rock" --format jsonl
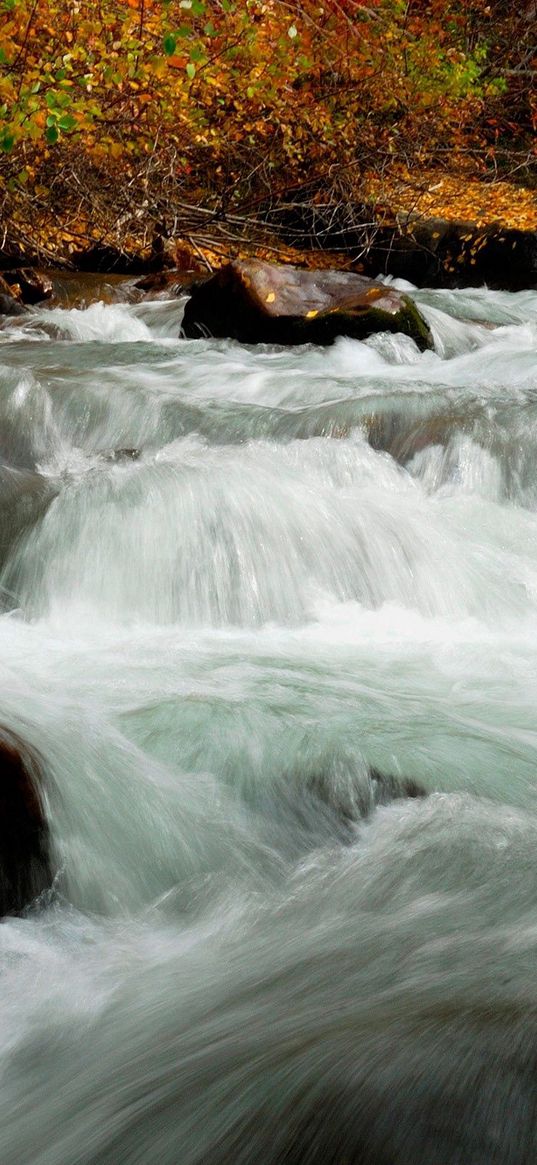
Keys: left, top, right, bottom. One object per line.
{"left": 181, "top": 259, "right": 432, "bottom": 351}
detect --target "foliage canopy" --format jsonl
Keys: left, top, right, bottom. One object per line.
{"left": 0, "top": 0, "right": 534, "bottom": 256}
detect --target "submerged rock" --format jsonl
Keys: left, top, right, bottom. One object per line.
{"left": 181, "top": 259, "right": 433, "bottom": 350}
{"left": 369, "top": 766, "right": 425, "bottom": 807}
{"left": 103, "top": 448, "right": 141, "bottom": 464}
{"left": 0, "top": 729, "right": 52, "bottom": 917}
{"left": 306, "top": 763, "right": 426, "bottom": 829}
{"left": 0, "top": 466, "right": 56, "bottom": 571}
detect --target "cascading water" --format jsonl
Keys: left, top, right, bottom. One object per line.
{"left": 2, "top": 279, "right": 537, "bottom": 1163}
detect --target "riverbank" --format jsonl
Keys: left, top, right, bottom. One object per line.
{"left": 1, "top": 160, "right": 536, "bottom": 292}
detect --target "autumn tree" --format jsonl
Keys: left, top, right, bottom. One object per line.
{"left": 0, "top": 0, "right": 533, "bottom": 259}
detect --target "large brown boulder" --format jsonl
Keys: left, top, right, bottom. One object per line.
{"left": 181, "top": 259, "right": 432, "bottom": 350}
{"left": 0, "top": 729, "right": 52, "bottom": 916}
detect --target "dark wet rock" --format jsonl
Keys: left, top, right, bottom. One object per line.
{"left": 0, "top": 467, "right": 56, "bottom": 571}
{"left": 1, "top": 268, "right": 53, "bottom": 305}
{"left": 365, "top": 217, "right": 537, "bottom": 291}
{"left": 0, "top": 293, "right": 26, "bottom": 318}
{"left": 0, "top": 728, "right": 52, "bottom": 916}
{"left": 135, "top": 270, "right": 180, "bottom": 294}
{"left": 0, "top": 275, "right": 27, "bottom": 317}
{"left": 181, "top": 259, "right": 433, "bottom": 351}
{"left": 134, "top": 269, "right": 200, "bottom": 297}
{"left": 71, "top": 243, "right": 157, "bottom": 276}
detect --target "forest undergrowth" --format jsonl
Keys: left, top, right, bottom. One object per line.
{"left": 0, "top": 0, "right": 535, "bottom": 266}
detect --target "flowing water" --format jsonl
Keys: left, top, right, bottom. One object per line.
{"left": 1, "top": 280, "right": 537, "bottom": 1163}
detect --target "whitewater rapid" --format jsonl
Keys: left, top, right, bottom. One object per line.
{"left": 2, "top": 279, "right": 537, "bottom": 1163}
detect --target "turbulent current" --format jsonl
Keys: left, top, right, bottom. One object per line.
{"left": 2, "top": 278, "right": 537, "bottom": 1163}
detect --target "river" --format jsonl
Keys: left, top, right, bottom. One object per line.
{"left": 1, "top": 279, "right": 537, "bottom": 1163}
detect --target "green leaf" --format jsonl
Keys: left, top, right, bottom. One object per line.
{"left": 58, "top": 112, "right": 76, "bottom": 131}
{"left": 45, "top": 124, "right": 59, "bottom": 144}
{"left": 163, "top": 33, "right": 177, "bottom": 55}
{"left": 0, "top": 128, "right": 15, "bottom": 153}
{"left": 186, "top": 61, "right": 196, "bottom": 80}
